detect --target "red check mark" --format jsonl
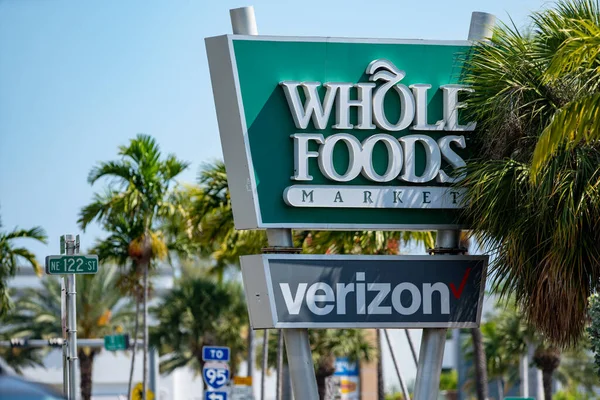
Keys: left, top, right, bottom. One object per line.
{"left": 450, "top": 268, "right": 472, "bottom": 299}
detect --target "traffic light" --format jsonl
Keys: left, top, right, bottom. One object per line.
{"left": 9, "top": 338, "right": 28, "bottom": 347}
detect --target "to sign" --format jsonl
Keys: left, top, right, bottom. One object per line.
{"left": 203, "top": 346, "right": 230, "bottom": 362}
{"left": 203, "top": 362, "right": 230, "bottom": 390}
{"left": 205, "top": 392, "right": 228, "bottom": 400}
{"left": 45, "top": 255, "right": 98, "bottom": 275}
{"left": 241, "top": 254, "right": 488, "bottom": 328}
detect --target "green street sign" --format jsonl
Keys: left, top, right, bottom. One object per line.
{"left": 206, "top": 36, "right": 475, "bottom": 230}
{"left": 45, "top": 255, "right": 99, "bottom": 275}
{"left": 504, "top": 398, "right": 535, "bottom": 400}
{"left": 104, "top": 334, "right": 129, "bottom": 351}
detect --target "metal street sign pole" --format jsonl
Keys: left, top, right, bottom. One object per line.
{"left": 229, "top": 6, "right": 319, "bottom": 400}
{"left": 65, "top": 234, "right": 79, "bottom": 400}
{"left": 61, "top": 276, "right": 69, "bottom": 399}
{"left": 413, "top": 13, "right": 496, "bottom": 400}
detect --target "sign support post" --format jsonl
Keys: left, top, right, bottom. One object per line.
{"left": 228, "top": 7, "right": 319, "bottom": 400}
{"left": 265, "top": 228, "right": 319, "bottom": 399}
{"left": 65, "top": 234, "right": 79, "bottom": 400}
{"left": 414, "top": 230, "right": 460, "bottom": 400}
{"left": 413, "top": 12, "right": 495, "bottom": 400}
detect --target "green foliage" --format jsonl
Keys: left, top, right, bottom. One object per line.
{"left": 301, "top": 230, "right": 434, "bottom": 255}
{"left": 0, "top": 214, "right": 47, "bottom": 317}
{"left": 169, "top": 161, "right": 267, "bottom": 281}
{"left": 554, "top": 386, "right": 599, "bottom": 400}
{"left": 439, "top": 369, "right": 458, "bottom": 391}
{"left": 555, "top": 334, "right": 598, "bottom": 395}
{"left": 460, "top": 0, "right": 600, "bottom": 347}
{"left": 150, "top": 277, "right": 248, "bottom": 376}
{"left": 79, "top": 134, "right": 190, "bottom": 267}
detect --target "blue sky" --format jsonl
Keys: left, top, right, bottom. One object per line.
{"left": 1, "top": 0, "right": 548, "bottom": 259}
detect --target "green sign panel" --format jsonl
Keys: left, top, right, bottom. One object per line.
{"left": 45, "top": 255, "right": 98, "bottom": 275}
{"left": 206, "top": 36, "right": 475, "bottom": 230}
{"left": 104, "top": 334, "right": 129, "bottom": 351}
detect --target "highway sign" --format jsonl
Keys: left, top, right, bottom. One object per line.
{"left": 203, "top": 362, "right": 230, "bottom": 390}
{"left": 45, "top": 255, "right": 98, "bottom": 275}
{"left": 205, "top": 392, "right": 228, "bottom": 400}
{"left": 203, "top": 346, "right": 230, "bottom": 362}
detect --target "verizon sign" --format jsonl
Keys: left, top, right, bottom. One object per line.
{"left": 240, "top": 254, "right": 488, "bottom": 328}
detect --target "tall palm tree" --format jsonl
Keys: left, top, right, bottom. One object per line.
{"left": 464, "top": 321, "right": 519, "bottom": 400}
{"left": 460, "top": 0, "right": 600, "bottom": 347}
{"left": 8, "top": 266, "right": 133, "bottom": 400}
{"left": 90, "top": 214, "right": 147, "bottom": 400}
{"left": 79, "top": 134, "right": 189, "bottom": 399}
{"left": 149, "top": 276, "right": 248, "bottom": 376}
{"left": 0, "top": 214, "right": 47, "bottom": 316}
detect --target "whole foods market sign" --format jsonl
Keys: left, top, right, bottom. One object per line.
{"left": 240, "top": 254, "right": 488, "bottom": 328}
{"left": 205, "top": 36, "right": 474, "bottom": 229}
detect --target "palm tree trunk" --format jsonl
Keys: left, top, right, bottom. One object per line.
{"left": 316, "top": 372, "right": 327, "bottom": 400}
{"left": 247, "top": 325, "right": 255, "bottom": 380}
{"left": 78, "top": 349, "right": 96, "bottom": 400}
{"left": 542, "top": 370, "right": 552, "bottom": 400}
{"left": 261, "top": 329, "right": 269, "bottom": 400}
{"left": 276, "top": 330, "right": 284, "bottom": 400}
{"left": 471, "top": 328, "right": 489, "bottom": 400}
{"left": 142, "top": 262, "right": 149, "bottom": 400}
{"left": 127, "top": 297, "right": 140, "bottom": 400}
{"left": 377, "top": 329, "right": 384, "bottom": 400}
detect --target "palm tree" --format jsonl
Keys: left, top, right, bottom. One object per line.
{"left": 149, "top": 276, "right": 248, "bottom": 376}
{"left": 529, "top": 1, "right": 600, "bottom": 175}
{"left": 89, "top": 215, "right": 147, "bottom": 399}
{"left": 464, "top": 321, "right": 519, "bottom": 400}
{"left": 460, "top": 0, "right": 600, "bottom": 347}
{"left": 79, "top": 134, "right": 189, "bottom": 399}
{"left": 0, "top": 213, "right": 47, "bottom": 316}
{"left": 310, "top": 329, "right": 375, "bottom": 400}
{"left": 174, "top": 161, "right": 267, "bottom": 378}
{"left": 533, "top": 345, "right": 561, "bottom": 400}
{"left": 179, "top": 161, "right": 267, "bottom": 279}
{"left": 0, "top": 307, "right": 46, "bottom": 374}
{"left": 8, "top": 266, "right": 132, "bottom": 400}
